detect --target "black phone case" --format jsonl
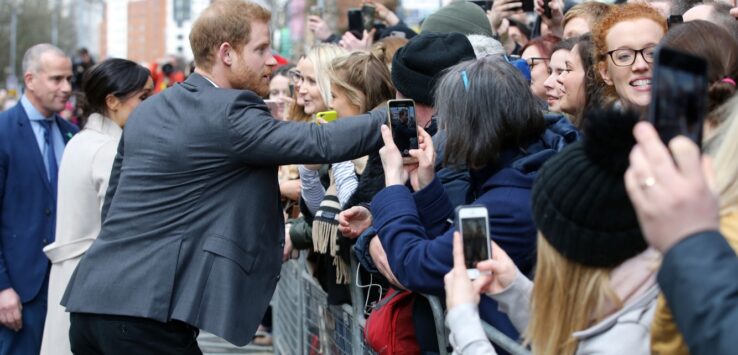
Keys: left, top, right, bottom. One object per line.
{"left": 647, "top": 46, "right": 708, "bottom": 147}
{"left": 348, "top": 9, "right": 364, "bottom": 39}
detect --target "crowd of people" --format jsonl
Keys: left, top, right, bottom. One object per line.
{"left": 1, "top": 0, "right": 738, "bottom": 354}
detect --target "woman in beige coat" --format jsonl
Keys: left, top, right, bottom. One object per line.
{"left": 40, "top": 59, "right": 153, "bottom": 355}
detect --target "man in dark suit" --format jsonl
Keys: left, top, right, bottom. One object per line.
{"left": 0, "top": 44, "right": 77, "bottom": 354}
{"left": 62, "top": 1, "right": 385, "bottom": 353}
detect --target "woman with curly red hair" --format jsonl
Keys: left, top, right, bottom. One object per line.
{"left": 593, "top": 3, "right": 667, "bottom": 112}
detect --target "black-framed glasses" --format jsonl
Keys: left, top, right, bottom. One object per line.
{"left": 525, "top": 57, "right": 550, "bottom": 69}
{"left": 606, "top": 46, "right": 656, "bottom": 67}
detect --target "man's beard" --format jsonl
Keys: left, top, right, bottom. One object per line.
{"left": 230, "top": 64, "right": 270, "bottom": 97}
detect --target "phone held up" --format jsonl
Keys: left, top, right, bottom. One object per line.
{"left": 386, "top": 99, "right": 419, "bottom": 158}
{"left": 456, "top": 205, "right": 492, "bottom": 279}
{"left": 647, "top": 46, "right": 708, "bottom": 149}
{"left": 361, "top": 4, "right": 376, "bottom": 31}
{"left": 543, "top": 0, "right": 552, "bottom": 18}
{"left": 468, "top": 0, "right": 492, "bottom": 11}
{"left": 348, "top": 8, "right": 365, "bottom": 39}
{"left": 316, "top": 110, "right": 338, "bottom": 124}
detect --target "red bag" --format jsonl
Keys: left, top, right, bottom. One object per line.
{"left": 364, "top": 289, "right": 420, "bottom": 355}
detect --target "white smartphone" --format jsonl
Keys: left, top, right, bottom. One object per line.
{"left": 456, "top": 205, "right": 492, "bottom": 279}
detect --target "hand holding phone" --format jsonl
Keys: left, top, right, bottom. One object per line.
{"left": 647, "top": 46, "right": 708, "bottom": 148}
{"left": 456, "top": 205, "right": 492, "bottom": 279}
{"left": 469, "top": 0, "right": 492, "bottom": 11}
{"left": 543, "top": 0, "right": 552, "bottom": 18}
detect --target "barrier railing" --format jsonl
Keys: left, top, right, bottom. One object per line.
{"left": 273, "top": 251, "right": 529, "bottom": 355}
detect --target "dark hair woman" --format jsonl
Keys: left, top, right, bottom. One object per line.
{"left": 40, "top": 58, "right": 152, "bottom": 355}
{"left": 370, "top": 56, "right": 579, "bottom": 349}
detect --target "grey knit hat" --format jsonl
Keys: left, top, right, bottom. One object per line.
{"left": 420, "top": 1, "right": 494, "bottom": 37}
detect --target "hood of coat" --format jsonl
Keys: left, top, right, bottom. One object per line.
{"left": 572, "top": 283, "right": 660, "bottom": 341}
{"left": 471, "top": 113, "right": 581, "bottom": 195}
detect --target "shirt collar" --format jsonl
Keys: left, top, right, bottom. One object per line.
{"left": 202, "top": 75, "right": 219, "bottom": 88}
{"left": 21, "top": 94, "right": 54, "bottom": 122}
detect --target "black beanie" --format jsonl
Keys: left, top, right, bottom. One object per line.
{"left": 531, "top": 108, "right": 647, "bottom": 268}
{"left": 391, "top": 32, "right": 476, "bottom": 106}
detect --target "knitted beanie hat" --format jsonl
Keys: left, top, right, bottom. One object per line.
{"left": 531, "top": 108, "right": 647, "bottom": 268}
{"left": 391, "top": 32, "right": 476, "bottom": 105}
{"left": 420, "top": 1, "right": 494, "bottom": 37}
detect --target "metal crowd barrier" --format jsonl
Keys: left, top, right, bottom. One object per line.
{"left": 273, "top": 251, "right": 529, "bottom": 355}
{"left": 273, "top": 253, "right": 377, "bottom": 355}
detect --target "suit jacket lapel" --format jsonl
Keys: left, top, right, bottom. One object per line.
{"left": 54, "top": 115, "right": 77, "bottom": 144}
{"left": 14, "top": 105, "right": 52, "bottom": 194}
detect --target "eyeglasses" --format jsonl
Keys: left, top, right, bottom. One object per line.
{"left": 606, "top": 46, "right": 656, "bottom": 67}
{"left": 525, "top": 57, "right": 550, "bottom": 69}
{"left": 287, "top": 70, "right": 304, "bottom": 85}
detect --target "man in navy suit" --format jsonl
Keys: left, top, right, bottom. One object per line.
{"left": 0, "top": 43, "right": 78, "bottom": 354}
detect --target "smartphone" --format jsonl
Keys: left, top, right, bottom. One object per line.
{"left": 386, "top": 99, "right": 418, "bottom": 158}
{"left": 316, "top": 110, "right": 338, "bottom": 124}
{"left": 264, "top": 99, "right": 280, "bottom": 118}
{"left": 468, "top": 0, "right": 492, "bottom": 11}
{"left": 389, "top": 31, "right": 407, "bottom": 39}
{"left": 522, "top": 0, "right": 535, "bottom": 12}
{"left": 456, "top": 205, "right": 492, "bottom": 279}
{"left": 309, "top": 5, "right": 324, "bottom": 17}
{"left": 543, "top": 0, "right": 552, "bottom": 18}
{"left": 511, "top": 0, "right": 535, "bottom": 12}
{"left": 667, "top": 15, "right": 683, "bottom": 28}
{"left": 348, "top": 9, "right": 364, "bottom": 39}
{"left": 361, "top": 4, "right": 376, "bottom": 31}
{"left": 648, "top": 46, "right": 708, "bottom": 148}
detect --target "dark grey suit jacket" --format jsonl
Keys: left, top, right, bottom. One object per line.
{"left": 62, "top": 74, "right": 385, "bottom": 346}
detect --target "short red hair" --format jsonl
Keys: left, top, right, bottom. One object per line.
{"left": 592, "top": 3, "right": 666, "bottom": 62}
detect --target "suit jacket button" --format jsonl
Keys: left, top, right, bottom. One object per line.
{"left": 276, "top": 275, "right": 281, "bottom": 281}
{"left": 43, "top": 239, "right": 48, "bottom": 244}
{"left": 45, "top": 209, "right": 51, "bottom": 216}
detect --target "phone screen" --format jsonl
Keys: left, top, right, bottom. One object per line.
{"left": 461, "top": 217, "right": 490, "bottom": 269}
{"left": 361, "top": 4, "right": 376, "bottom": 31}
{"left": 387, "top": 100, "right": 418, "bottom": 157}
{"left": 348, "top": 9, "right": 364, "bottom": 39}
{"left": 309, "top": 5, "right": 324, "bottom": 17}
{"left": 648, "top": 47, "right": 708, "bottom": 147}
{"left": 668, "top": 15, "right": 683, "bottom": 28}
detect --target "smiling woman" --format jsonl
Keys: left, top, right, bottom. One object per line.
{"left": 297, "top": 44, "right": 347, "bottom": 116}
{"left": 592, "top": 3, "right": 667, "bottom": 112}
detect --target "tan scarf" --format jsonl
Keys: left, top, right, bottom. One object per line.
{"left": 311, "top": 172, "right": 350, "bottom": 284}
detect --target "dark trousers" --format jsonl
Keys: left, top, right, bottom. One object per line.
{"left": 69, "top": 313, "right": 201, "bottom": 355}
